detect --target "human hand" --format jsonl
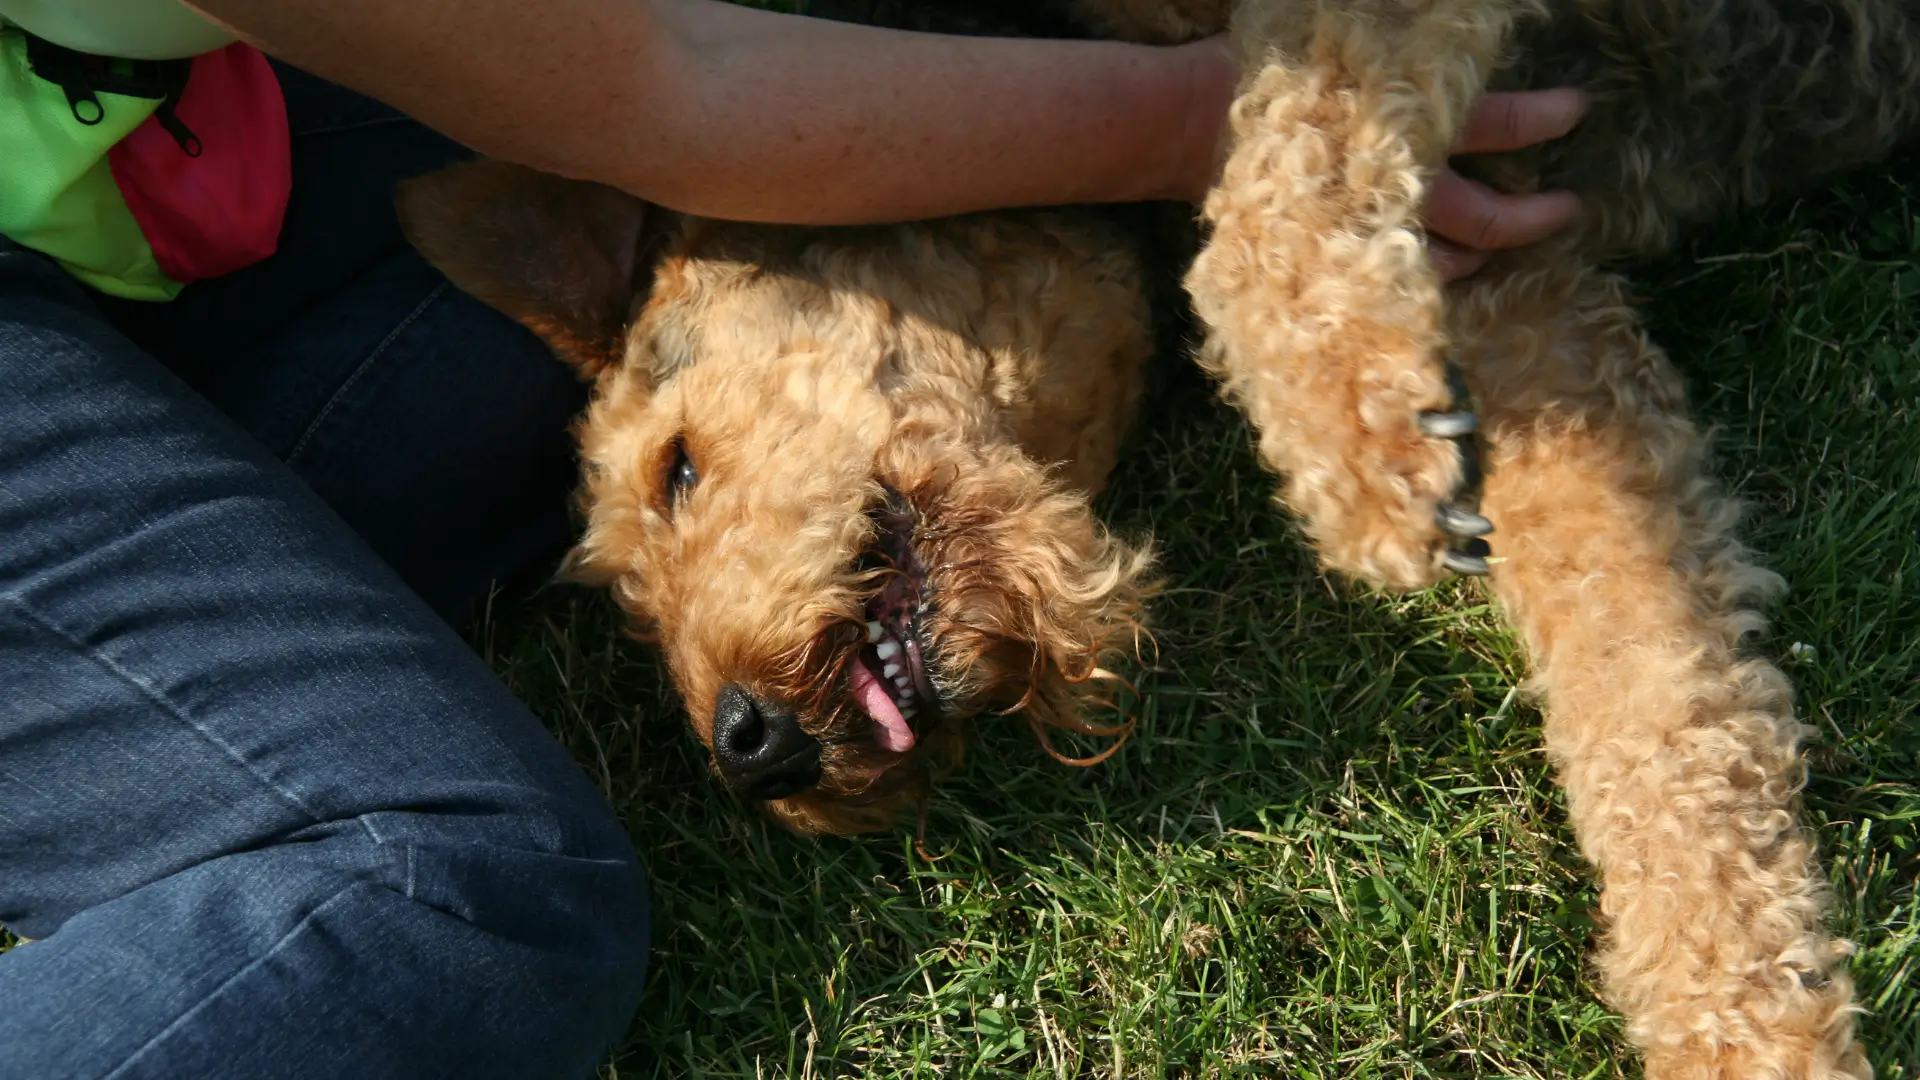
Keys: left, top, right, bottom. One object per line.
{"left": 1425, "top": 88, "right": 1588, "bottom": 280}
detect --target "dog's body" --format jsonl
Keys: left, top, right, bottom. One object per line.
{"left": 402, "top": 0, "right": 1918, "bottom": 1073}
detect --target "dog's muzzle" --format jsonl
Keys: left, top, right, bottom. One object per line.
{"left": 711, "top": 685, "right": 823, "bottom": 800}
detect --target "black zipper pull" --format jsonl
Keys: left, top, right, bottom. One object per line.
{"left": 62, "top": 68, "right": 105, "bottom": 124}
{"left": 25, "top": 39, "right": 105, "bottom": 124}
{"left": 153, "top": 59, "right": 201, "bottom": 157}
{"left": 154, "top": 100, "right": 202, "bottom": 157}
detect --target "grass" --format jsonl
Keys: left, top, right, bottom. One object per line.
{"left": 468, "top": 160, "right": 1920, "bottom": 1077}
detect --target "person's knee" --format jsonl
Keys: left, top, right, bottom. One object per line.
{"left": 382, "top": 788, "right": 649, "bottom": 979}
{"left": 312, "top": 812, "right": 652, "bottom": 1061}
{"left": 409, "top": 828, "right": 650, "bottom": 1058}
{"left": 386, "top": 839, "right": 648, "bottom": 1077}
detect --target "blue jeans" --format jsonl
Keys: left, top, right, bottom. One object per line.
{"left": 0, "top": 68, "right": 648, "bottom": 1079}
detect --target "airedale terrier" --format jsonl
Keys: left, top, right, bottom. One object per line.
{"left": 401, "top": 0, "right": 1916, "bottom": 1074}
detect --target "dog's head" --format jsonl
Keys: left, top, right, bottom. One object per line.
{"left": 400, "top": 162, "right": 1154, "bottom": 835}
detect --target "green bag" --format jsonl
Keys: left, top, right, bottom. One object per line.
{"left": 0, "top": 24, "right": 175, "bottom": 300}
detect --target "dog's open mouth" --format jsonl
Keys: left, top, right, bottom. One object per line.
{"left": 850, "top": 492, "right": 940, "bottom": 753}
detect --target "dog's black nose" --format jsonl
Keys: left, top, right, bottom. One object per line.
{"left": 711, "top": 684, "right": 822, "bottom": 800}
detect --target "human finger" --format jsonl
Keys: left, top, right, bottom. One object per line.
{"left": 1428, "top": 238, "right": 1490, "bottom": 281}
{"left": 1424, "top": 167, "right": 1581, "bottom": 252}
{"left": 1454, "top": 88, "right": 1588, "bottom": 155}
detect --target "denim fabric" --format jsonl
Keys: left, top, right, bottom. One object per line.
{"left": 0, "top": 69, "right": 645, "bottom": 1080}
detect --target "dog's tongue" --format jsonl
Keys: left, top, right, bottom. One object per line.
{"left": 850, "top": 659, "right": 915, "bottom": 753}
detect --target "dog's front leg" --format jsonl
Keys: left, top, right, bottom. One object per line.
{"left": 1187, "top": 0, "right": 1539, "bottom": 589}
{"left": 1457, "top": 250, "right": 1870, "bottom": 1080}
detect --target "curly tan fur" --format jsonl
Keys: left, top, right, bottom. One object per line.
{"left": 1188, "top": 0, "right": 1543, "bottom": 590}
{"left": 1451, "top": 247, "right": 1869, "bottom": 1078}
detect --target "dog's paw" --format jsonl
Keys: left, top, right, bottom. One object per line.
{"left": 1425, "top": 359, "right": 1495, "bottom": 577}
{"left": 1289, "top": 353, "right": 1493, "bottom": 590}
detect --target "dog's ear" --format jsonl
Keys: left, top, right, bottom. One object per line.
{"left": 398, "top": 160, "right": 655, "bottom": 378}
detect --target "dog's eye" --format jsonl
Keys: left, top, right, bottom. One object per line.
{"left": 666, "top": 440, "right": 699, "bottom": 508}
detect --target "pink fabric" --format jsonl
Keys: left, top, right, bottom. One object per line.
{"left": 108, "top": 43, "right": 291, "bottom": 284}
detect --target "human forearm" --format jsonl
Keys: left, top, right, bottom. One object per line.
{"left": 187, "top": 0, "right": 1233, "bottom": 224}
{"left": 634, "top": 0, "right": 1234, "bottom": 219}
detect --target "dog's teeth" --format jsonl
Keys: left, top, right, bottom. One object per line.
{"left": 899, "top": 687, "right": 915, "bottom": 701}
{"left": 893, "top": 674, "right": 910, "bottom": 690}
{"left": 866, "top": 621, "right": 884, "bottom": 644}
{"left": 901, "top": 706, "right": 917, "bottom": 720}
{"left": 876, "top": 640, "right": 900, "bottom": 661}
{"left": 882, "top": 663, "right": 901, "bottom": 679}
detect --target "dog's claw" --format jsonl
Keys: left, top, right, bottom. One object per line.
{"left": 1441, "top": 537, "right": 1493, "bottom": 577}
{"left": 1442, "top": 547, "right": 1491, "bottom": 577}
{"left": 1419, "top": 410, "right": 1479, "bottom": 439}
{"left": 1436, "top": 503, "right": 1493, "bottom": 538}
{"left": 1425, "top": 354, "right": 1494, "bottom": 579}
